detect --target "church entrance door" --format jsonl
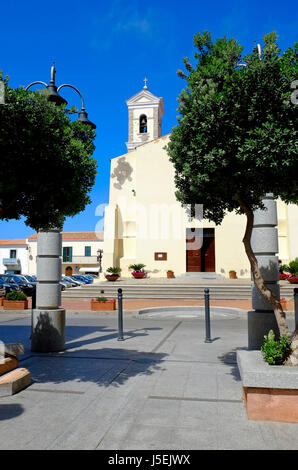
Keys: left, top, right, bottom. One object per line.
{"left": 186, "top": 228, "right": 215, "bottom": 272}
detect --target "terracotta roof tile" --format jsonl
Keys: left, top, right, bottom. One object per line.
{"left": 0, "top": 239, "right": 27, "bottom": 245}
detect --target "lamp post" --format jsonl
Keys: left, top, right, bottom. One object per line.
{"left": 97, "top": 248, "right": 103, "bottom": 274}
{"left": 26, "top": 64, "right": 95, "bottom": 352}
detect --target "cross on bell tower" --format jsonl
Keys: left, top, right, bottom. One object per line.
{"left": 125, "top": 81, "right": 164, "bottom": 152}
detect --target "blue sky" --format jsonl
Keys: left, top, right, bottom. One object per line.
{"left": 0, "top": 0, "right": 296, "bottom": 239}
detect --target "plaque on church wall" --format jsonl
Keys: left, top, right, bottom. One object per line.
{"left": 154, "top": 252, "right": 167, "bottom": 261}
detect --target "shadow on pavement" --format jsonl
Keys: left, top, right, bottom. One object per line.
{"left": 0, "top": 404, "right": 25, "bottom": 421}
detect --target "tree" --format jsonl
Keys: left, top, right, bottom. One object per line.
{"left": 0, "top": 73, "right": 97, "bottom": 231}
{"left": 166, "top": 31, "right": 298, "bottom": 364}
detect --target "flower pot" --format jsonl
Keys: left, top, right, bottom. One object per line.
{"left": 280, "top": 300, "right": 289, "bottom": 311}
{"left": 91, "top": 299, "right": 116, "bottom": 310}
{"left": 3, "top": 300, "right": 28, "bottom": 310}
{"left": 287, "top": 277, "right": 298, "bottom": 284}
{"left": 279, "top": 273, "right": 288, "bottom": 280}
{"left": 105, "top": 274, "right": 119, "bottom": 282}
{"left": 167, "top": 271, "right": 175, "bottom": 278}
{"left": 229, "top": 271, "right": 237, "bottom": 279}
{"left": 0, "top": 297, "right": 4, "bottom": 307}
{"left": 132, "top": 272, "right": 146, "bottom": 279}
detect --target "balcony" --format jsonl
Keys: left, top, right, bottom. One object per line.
{"left": 3, "top": 258, "right": 21, "bottom": 269}
{"left": 62, "top": 256, "right": 98, "bottom": 264}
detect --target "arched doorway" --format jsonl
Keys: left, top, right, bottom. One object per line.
{"left": 65, "top": 266, "right": 73, "bottom": 276}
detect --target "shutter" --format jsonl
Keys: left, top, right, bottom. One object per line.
{"left": 63, "top": 247, "right": 67, "bottom": 262}
{"left": 69, "top": 247, "right": 73, "bottom": 263}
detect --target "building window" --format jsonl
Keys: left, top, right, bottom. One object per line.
{"left": 85, "top": 246, "right": 91, "bottom": 257}
{"left": 63, "top": 246, "right": 73, "bottom": 262}
{"left": 139, "top": 114, "right": 147, "bottom": 133}
{"left": 10, "top": 249, "right": 17, "bottom": 259}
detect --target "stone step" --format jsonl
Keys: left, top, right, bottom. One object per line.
{"left": 0, "top": 357, "right": 18, "bottom": 376}
{"left": 0, "top": 368, "right": 31, "bottom": 397}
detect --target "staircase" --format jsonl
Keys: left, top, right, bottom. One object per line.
{"left": 62, "top": 280, "right": 295, "bottom": 300}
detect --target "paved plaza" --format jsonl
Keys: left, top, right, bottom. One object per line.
{"left": 0, "top": 308, "right": 298, "bottom": 450}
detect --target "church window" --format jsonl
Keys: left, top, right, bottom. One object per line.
{"left": 139, "top": 115, "right": 147, "bottom": 133}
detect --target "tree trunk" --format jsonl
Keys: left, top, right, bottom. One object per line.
{"left": 237, "top": 198, "right": 289, "bottom": 336}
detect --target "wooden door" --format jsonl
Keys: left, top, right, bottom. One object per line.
{"left": 186, "top": 229, "right": 202, "bottom": 272}
{"left": 186, "top": 228, "right": 215, "bottom": 272}
{"left": 65, "top": 266, "right": 73, "bottom": 276}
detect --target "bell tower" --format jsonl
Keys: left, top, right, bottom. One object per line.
{"left": 126, "top": 79, "right": 164, "bottom": 152}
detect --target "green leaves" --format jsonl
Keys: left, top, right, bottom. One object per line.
{"left": 167, "top": 31, "right": 298, "bottom": 223}
{"left": 0, "top": 80, "right": 97, "bottom": 231}
{"left": 261, "top": 329, "right": 292, "bottom": 365}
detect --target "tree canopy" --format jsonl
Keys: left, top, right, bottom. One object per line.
{"left": 0, "top": 73, "right": 97, "bottom": 231}
{"left": 166, "top": 31, "right": 298, "bottom": 225}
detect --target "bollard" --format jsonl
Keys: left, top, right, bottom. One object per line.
{"left": 204, "top": 288, "right": 212, "bottom": 343}
{"left": 294, "top": 288, "right": 298, "bottom": 330}
{"left": 117, "top": 288, "right": 124, "bottom": 341}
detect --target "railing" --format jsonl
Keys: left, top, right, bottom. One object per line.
{"left": 62, "top": 256, "right": 98, "bottom": 264}
{"left": 3, "top": 258, "right": 21, "bottom": 266}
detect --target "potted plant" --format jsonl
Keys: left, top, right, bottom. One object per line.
{"left": 280, "top": 298, "right": 289, "bottom": 311}
{"left": 129, "top": 264, "right": 146, "bottom": 279}
{"left": 91, "top": 290, "right": 116, "bottom": 310}
{"left": 105, "top": 266, "right": 121, "bottom": 281}
{"left": 167, "top": 270, "right": 175, "bottom": 278}
{"left": 284, "top": 258, "right": 298, "bottom": 284}
{"left": 279, "top": 264, "right": 289, "bottom": 280}
{"left": 229, "top": 270, "right": 237, "bottom": 279}
{"left": 3, "top": 290, "right": 28, "bottom": 310}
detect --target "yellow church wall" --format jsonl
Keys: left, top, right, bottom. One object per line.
{"left": 103, "top": 133, "right": 297, "bottom": 279}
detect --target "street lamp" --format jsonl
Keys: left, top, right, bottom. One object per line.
{"left": 25, "top": 63, "right": 96, "bottom": 129}
{"left": 97, "top": 248, "right": 103, "bottom": 273}
{"left": 26, "top": 63, "right": 96, "bottom": 352}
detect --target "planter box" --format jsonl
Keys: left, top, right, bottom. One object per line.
{"left": 105, "top": 274, "right": 119, "bottom": 282}
{"left": 237, "top": 350, "right": 298, "bottom": 423}
{"left": 91, "top": 299, "right": 116, "bottom": 311}
{"left": 132, "top": 272, "right": 146, "bottom": 279}
{"left": 167, "top": 272, "right": 175, "bottom": 278}
{"left": 3, "top": 300, "right": 28, "bottom": 310}
{"left": 280, "top": 300, "right": 290, "bottom": 311}
{"left": 287, "top": 277, "right": 298, "bottom": 284}
{"left": 229, "top": 272, "right": 237, "bottom": 279}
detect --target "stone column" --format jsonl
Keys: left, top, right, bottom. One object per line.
{"left": 31, "top": 230, "right": 65, "bottom": 352}
{"left": 248, "top": 194, "right": 280, "bottom": 350}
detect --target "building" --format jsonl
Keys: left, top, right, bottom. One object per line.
{"left": 102, "top": 83, "right": 298, "bottom": 278}
{"left": 27, "top": 232, "right": 104, "bottom": 276}
{"left": 0, "top": 239, "right": 28, "bottom": 274}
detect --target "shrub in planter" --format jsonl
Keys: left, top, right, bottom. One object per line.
{"left": 261, "top": 330, "right": 293, "bottom": 365}
{"left": 91, "top": 292, "right": 116, "bottom": 310}
{"left": 283, "top": 259, "right": 298, "bottom": 283}
{"left": 229, "top": 270, "right": 237, "bottom": 279}
{"left": 105, "top": 266, "right": 121, "bottom": 281}
{"left": 129, "top": 264, "right": 146, "bottom": 278}
{"left": 167, "top": 270, "right": 175, "bottom": 278}
{"left": 4, "top": 290, "right": 28, "bottom": 310}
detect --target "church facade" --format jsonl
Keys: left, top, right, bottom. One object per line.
{"left": 102, "top": 84, "right": 298, "bottom": 279}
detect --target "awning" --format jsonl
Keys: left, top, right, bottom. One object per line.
{"left": 79, "top": 267, "right": 100, "bottom": 273}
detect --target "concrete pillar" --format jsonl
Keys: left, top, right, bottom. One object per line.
{"left": 248, "top": 194, "right": 280, "bottom": 350}
{"left": 31, "top": 230, "right": 65, "bottom": 352}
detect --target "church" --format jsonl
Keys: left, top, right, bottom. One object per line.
{"left": 102, "top": 82, "right": 298, "bottom": 279}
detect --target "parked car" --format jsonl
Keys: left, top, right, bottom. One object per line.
{"left": 0, "top": 278, "right": 21, "bottom": 295}
{"left": 2, "top": 274, "right": 35, "bottom": 296}
{"left": 71, "top": 275, "right": 93, "bottom": 284}
{"left": 81, "top": 274, "right": 95, "bottom": 282}
{"left": 69, "top": 276, "right": 85, "bottom": 286}
{"left": 62, "top": 276, "right": 79, "bottom": 287}
{"left": 23, "top": 275, "right": 37, "bottom": 285}
{"left": 0, "top": 275, "right": 22, "bottom": 293}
